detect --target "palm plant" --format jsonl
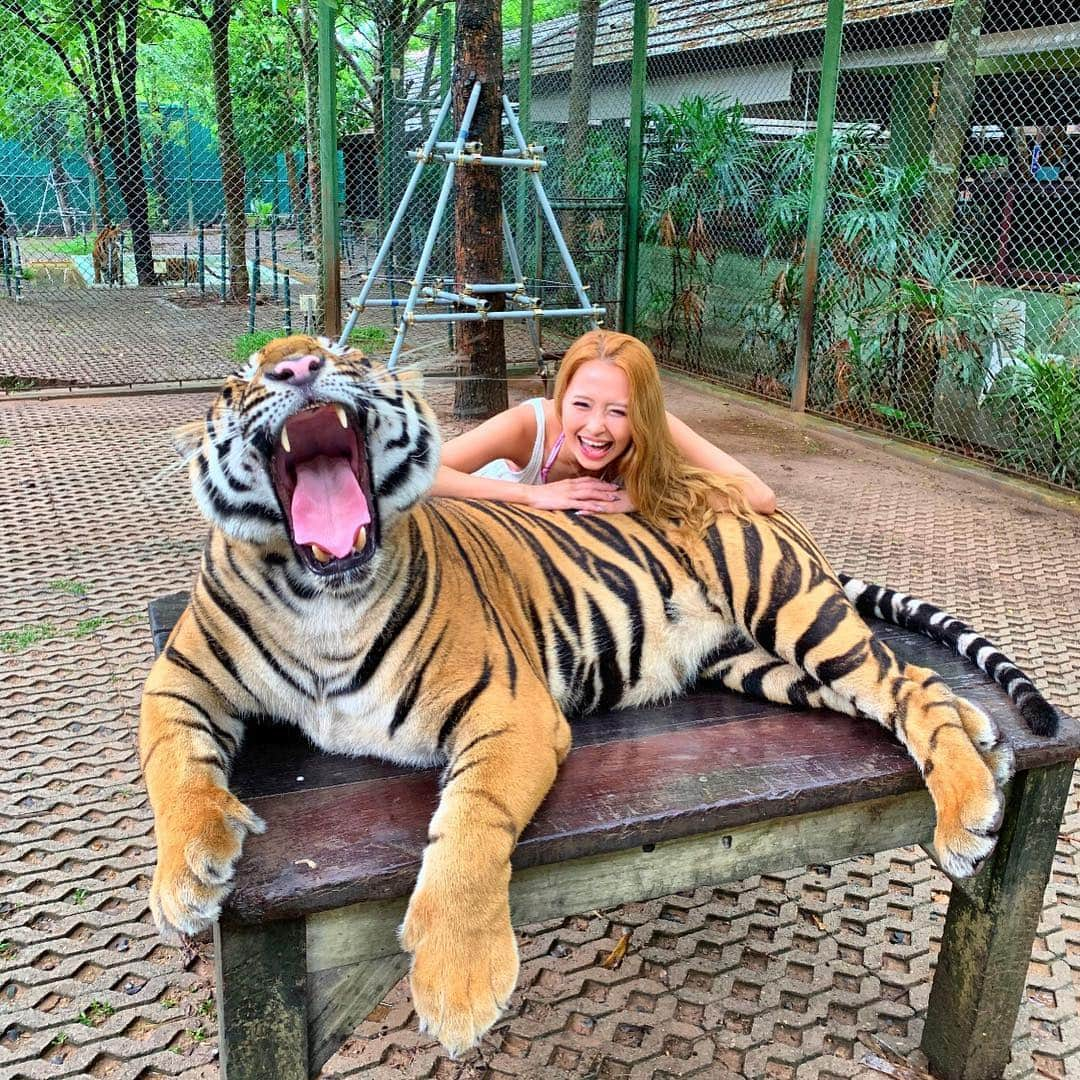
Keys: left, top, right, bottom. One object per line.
{"left": 986, "top": 350, "right": 1080, "bottom": 487}
{"left": 641, "top": 95, "right": 761, "bottom": 364}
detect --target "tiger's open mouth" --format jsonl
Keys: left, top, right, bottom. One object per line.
{"left": 269, "top": 403, "right": 377, "bottom": 575}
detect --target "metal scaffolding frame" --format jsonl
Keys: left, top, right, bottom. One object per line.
{"left": 337, "top": 82, "right": 605, "bottom": 369}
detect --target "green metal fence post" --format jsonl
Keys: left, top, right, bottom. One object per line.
{"left": 791, "top": 0, "right": 845, "bottom": 412}
{"left": 620, "top": 0, "right": 648, "bottom": 335}
{"left": 318, "top": 0, "right": 342, "bottom": 338}
{"left": 515, "top": 0, "right": 533, "bottom": 265}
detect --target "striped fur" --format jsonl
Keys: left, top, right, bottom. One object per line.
{"left": 140, "top": 335, "right": 1045, "bottom": 1055}
{"left": 840, "top": 577, "right": 1059, "bottom": 736}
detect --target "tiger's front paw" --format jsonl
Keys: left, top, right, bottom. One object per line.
{"left": 400, "top": 891, "right": 518, "bottom": 1057}
{"left": 150, "top": 785, "right": 265, "bottom": 937}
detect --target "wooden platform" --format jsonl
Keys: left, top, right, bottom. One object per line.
{"left": 147, "top": 591, "right": 1080, "bottom": 1080}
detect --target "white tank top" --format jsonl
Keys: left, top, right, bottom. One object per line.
{"left": 471, "top": 398, "right": 548, "bottom": 484}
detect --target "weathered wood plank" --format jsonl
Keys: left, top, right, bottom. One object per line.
{"left": 921, "top": 761, "right": 1074, "bottom": 1080}
{"left": 305, "top": 788, "right": 936, "bottom": 974}
{"left": 214, "top": 917, "right": 308, "bottom": 1080}
{"left": 307, "top": 954, "right": 409, "bottom": 1077}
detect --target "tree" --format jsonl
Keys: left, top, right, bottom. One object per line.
{"left": 924, "top": 0, "right": 984, "bottom": 236}
{"left": 452, "top": 0, "right": 507, "bottom": 418}
{"left": 1, "top": 0, "right": 156, "bottom": 282}
{"left": 560, "top": 0, "right": 600, "bottom": 246}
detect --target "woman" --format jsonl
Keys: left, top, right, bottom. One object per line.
{"left": 432, "top": 330, "right": 777, "bottom": 528}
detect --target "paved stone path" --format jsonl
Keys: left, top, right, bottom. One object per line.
{"left": 0, "top": 366, "right": 1077, "bottom": 1079}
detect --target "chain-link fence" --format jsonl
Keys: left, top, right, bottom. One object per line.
{"left": 624, "top": 0, "right": 1080, "bottom": 493}
{"left": 1, "top": 0, "right": 1076, "bottom": 490}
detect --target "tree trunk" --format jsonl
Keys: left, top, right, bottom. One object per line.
{"left": 452, "top": 0, "right": 507, "bottom": 419}
{"left": 47, "top": 149, "right": 75, "bottom": 236}
{"left": 925, "top": 0, "right": 984, "bottom": 236}
{"left": 561, "top": 0, "right": 600, "bottom": 249}
{"left": 83, "top": 105, "right": 110, "bottom": 228}
{"left": 285, "top": 149, "right": 305, "bottom": 233}
{"left": 208, "top": 0, "right": 250, "bottom": 301}
{"left": 87, "top": 0, "right": 155, "bottom": 284}
{"left": 149, "top": 108, "right": 170, "bottom": 229}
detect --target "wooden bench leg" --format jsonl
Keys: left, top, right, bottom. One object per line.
{"left": 215, "top": 917, "right": 308, "bottom": 1080}
{"left": 921, "top": 761, "right": 1073, "bottom": 1080}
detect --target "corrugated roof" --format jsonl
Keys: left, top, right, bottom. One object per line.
{"left": 504, "top": 0, "right": 952, "bottom": 76}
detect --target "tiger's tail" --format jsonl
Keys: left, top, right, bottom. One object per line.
{"left": 840, "top": 575, "right": 1059, "bottom": 737}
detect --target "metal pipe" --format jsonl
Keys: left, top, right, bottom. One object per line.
{"left": 220, "top": 223, "right": 227, "bottom": 302}
{"left": 283, "top": 269, "right": 292, "bottom": 334}
{"left": 792, "top": 0, "right": 846, "bottom": 414}
{"left": 318, "top": 0, "right": 341, "bottom": 338}
{"left": 248, "top": 269, "right": 256, "bottom": 333}
{"left": 348, "top": 87, "right": 455, "bottom": 319}
{"left": 409, "top": 306, "right": 603, "bottom": 323}
{"left": 252, "top": 225, "right": 261, "bottom": 297}
{"left": 12, "top": 236, "right": 22, "bottom": 300}
{"left": 502, "top": 95, "right": 595, "bottom": 323}
{"left": 620, "top": 0, "right": 648, "bottom": 334}
{"left": 198, "top": 223, "right": 205, "bottom": 295}
{"left": 431, "top": 152, "right": 544, "bottom": 170}
{"left": 502, "top": 209, "right": 542, "bottom": 365}
{"left": 387, "top": 80, "right": 482, "bottom": 369}
{"left": 422, "top": 286, "right": 486, "bottom": 308}
{"left": 271, "top": 211, "right": 279, "bottom": 300}
{"left": 465, "top": 281, "right": 523, "bottom": 293}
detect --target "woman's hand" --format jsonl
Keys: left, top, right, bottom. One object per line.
{"left": 527, "top": 477, "right": 629, "bottom": 513}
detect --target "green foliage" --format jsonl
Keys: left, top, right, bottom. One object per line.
{"left": 0, "top": 624, "right": 57, "bottom": 654}
{"left": 49, "top": 579, "right": 89, "bottom": 596}
{"left": 234, "top": 330, "right": 288, "bottom": 361}
{"left": 72, "top": 616, "right": 107, "bottom": 638}
{"left": 77, "top": 1000, "right": 114, "bottom": 1026}
{"left": 987, "top": 351, "right": 1080, "bottom": 487}
{"left": 349, "top": 325, "right": 389, "bottom": 345}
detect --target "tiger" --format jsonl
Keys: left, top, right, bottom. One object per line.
{"left": 156, "top": 257, "right": 198, "bottom": 284}
{"left": 140, "top": 333, "right": 1058, "bottom": 1056}
{"left": 92, "top": 225, "right": 122, "bottom": 286}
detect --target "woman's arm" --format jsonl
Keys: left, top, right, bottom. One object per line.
{"left": 666, "top": 412, "right": 778, "bottom": 514}
{"left": 432, "top": 402, "right": 621, "bottom": 511}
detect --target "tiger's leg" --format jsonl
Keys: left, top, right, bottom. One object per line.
{"left": 702, "top": 636, "right": 1013, "bottom": 783}
{"left": 140, "top": 619, "right": 262, "bottom": 936}
{"left": 772, "top": 594, "right": 1008, "bottom": 878}
{"left": 400, "top": 679, "right": 572, "bottom": 1056}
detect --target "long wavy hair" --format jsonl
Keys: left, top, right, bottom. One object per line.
{"left": 553, "top": 330, "right": 751, "bottom": 532}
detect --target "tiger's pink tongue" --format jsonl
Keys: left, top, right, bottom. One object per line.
{"left": 291, "top": 456, "right": 370, "bottom": 558}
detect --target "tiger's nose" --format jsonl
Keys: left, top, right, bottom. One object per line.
{"left": 269, "top": 354, "right": 324, "bottom": 384}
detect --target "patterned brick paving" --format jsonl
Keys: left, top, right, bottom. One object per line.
{"left": 0, "top": 372, "right": 1078, "bottom": 1079}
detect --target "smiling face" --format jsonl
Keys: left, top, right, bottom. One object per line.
{"left": 559, "top": 359, "right": 633, "bottom": 473}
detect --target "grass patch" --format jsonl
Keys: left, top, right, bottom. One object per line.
{"left": 72, "top": 616, "right": 107, "bottom": 638}
{"left": 77, "top": 1000, "right": 114, "bottom": 1026}
{"left": 0, "top": 438, "right": 11, "bottom": 448}
{"left": 348, "top": 325, "right": 389, "bottom": 345}
{"left": 49, "top": 578, "right": 89, "bottom": 597}
{"left": 0, "top": 376, "right": 40, "bottom": 392}
{"left": 233, "top": 329, "right": 288, "bottom": 362}
{"left": 0, "top": 624, "right": 57, "bottom": 654}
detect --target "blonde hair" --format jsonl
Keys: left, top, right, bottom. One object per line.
{"left": 553, "top": 330, "right": 751, "bottom": 533}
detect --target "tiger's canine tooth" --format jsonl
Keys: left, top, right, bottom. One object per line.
{"left": 311, "top": 544, "right": 332, "bottom": 564}
{"left": 334, "top": 405, "right": 348, "bottom": 429}
{"left": 353, "top": 526, "right": 367, "bottom": 552}
{"left": 281, "top": 425, "right": 292, "bottom": 453}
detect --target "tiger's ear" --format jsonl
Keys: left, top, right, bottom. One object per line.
{"left": 172, "top": 420, "right": 205, "bottom": 461}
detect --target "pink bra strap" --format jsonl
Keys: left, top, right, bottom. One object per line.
{"left": 540, "top": 432, "right": 565, "bottom": 484}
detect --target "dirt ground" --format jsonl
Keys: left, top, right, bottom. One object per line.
{"left": 0, "top": 346, "right": 1078, "bottom": 1079}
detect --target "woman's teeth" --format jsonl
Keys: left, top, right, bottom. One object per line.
{"left": 579, "top": 436, "right": 611, "bottom": 458}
